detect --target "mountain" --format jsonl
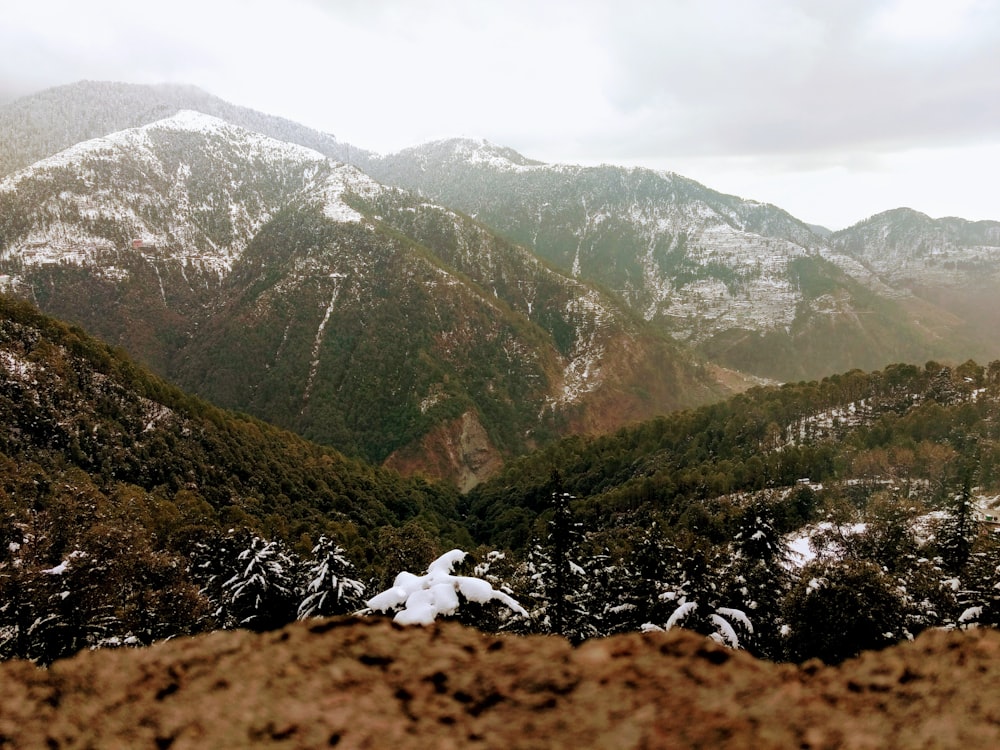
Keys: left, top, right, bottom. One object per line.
{"left": 466, "top": 358, "right": 999, "bottom": 549}
{"left": 828, "top": 209, "right": 1000, "bottom": 368}
{"left": 0, "top": 80, "right": 369, "bottom": 178}
{"left": 0, "top": 111, "right": 721, "bottom": 488}
{"left": 831, "top": 208, "right": 1000, "bottom": 286}
{"left": 367, "top": 139, "right": 993, "bottom": 381}
{"left": 0, "top": 293, "right": 464, "bottom": 544}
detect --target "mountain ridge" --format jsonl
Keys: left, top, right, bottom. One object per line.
{"left": 5, "top": 80, "right": 1000, "bottom": 474}
{"left": 367, "top": 139, "right": 1000, "bottom": 380}
{"left": 0, "top": 106, "right": 721, "bottom": 487}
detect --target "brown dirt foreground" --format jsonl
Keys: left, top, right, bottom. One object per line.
{"left": 1, "top": 618, "right": 999, "bottom": 750}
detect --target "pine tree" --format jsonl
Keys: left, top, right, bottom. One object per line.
{"left": 611, "top": 522, "right": 677, "bottom": 633}
{"left": 524, "top": 489, "right": 596, "bottom": 642}
{"left": 938, "top": 463, "right": 979, "bottom": 575}
{"left": 297, "top": 536, "right": 365, "bottom": 619}
{"left": 654, "top": 539, "right": 753, "bottom": 650}
{"left": 193, "top": 531, "right": 299, "bottom": 632}
{"left": 723, "top": 496, "right": 790, "bottom": 658}
{"left": 220, "top": 535, "right": 299, "bottom": 631}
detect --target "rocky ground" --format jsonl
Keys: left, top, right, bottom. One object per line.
{"left": 1, "top": 617, "right": 999, "bottom": 749}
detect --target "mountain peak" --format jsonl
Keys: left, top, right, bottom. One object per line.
{"left": 147, "top": 108, "right": 237, "bottom": 136}
{"left": 398, "top": 138, "right": 546, "bottom": 170}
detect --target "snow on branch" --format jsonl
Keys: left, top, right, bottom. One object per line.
{"left": 366, "top": 549, "right": 529, "bottom": 626}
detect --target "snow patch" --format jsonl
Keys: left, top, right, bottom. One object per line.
{"left": 366, "top": 550, "right": 528, "bottom": 626}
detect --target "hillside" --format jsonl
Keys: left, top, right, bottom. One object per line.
{"left": 0, "top": 294, "right": 457, "bottom": 535}
{"left": 3, "top": 292, "right": 1000, "bottom": 667}
{"left": 0, "top": 111, "right": 722, "bottom": 487}
{"left": 1, "top": 617, "right": 999, "bottom": 749}
{"left": 0, "top": 80, "right": 368, "bottom": 177}
{"left": 830, "top": 209, "right": 1000, "bottom": 366}
{"left": 0, "top": 293, "right": 472, "bottom": 660}
{"left": 467, "top": 358, "right": 1000, "bottom": 546}
{"left": 368, "top": 140, "right": 997, "bottom": 381}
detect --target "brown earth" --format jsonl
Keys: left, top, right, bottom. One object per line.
{"left": 384, "top": 410, "right": 504, "bottom": 493}
{"left": 1, "top": 617, "right": 999, "bottom": 749}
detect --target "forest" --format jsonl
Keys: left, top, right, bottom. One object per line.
{"left": 2, "top": 294, "right": 1000, "bottom": 665}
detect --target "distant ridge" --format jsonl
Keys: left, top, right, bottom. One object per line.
{"left": 0, "top": 106, "right": 721, "bottom": 486}
{"left": 0, "top": 80, "right": 372, "bottom": 177}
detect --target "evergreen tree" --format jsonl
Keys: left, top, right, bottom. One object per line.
{"left": 524, "top": 489, "right": 596, "bottom": 642}
{"left": 297, "top": 536, "right": 365, "bottom": 619}
{"left": 782, "top": 559, "right": 905, "bottom": 664}
{"left": 610, "top": 522, "right": 677, "bottom": 633}
{"left": 937, "top": 462, "right": 979, "bottom": 575}
{"left": 193, "top": 530, "right": 299, "bottom": 632}
{"left": 723, "top": 496, "right": 791, "bottom": 658}
{"left": 653, "top": 539, "right": 753, "bottom": 650}
{"left": 191, "top": 528, "right": 248, "bottom": 630}
{"left": 220, "top": 535, "right": 299, "bottom": 631}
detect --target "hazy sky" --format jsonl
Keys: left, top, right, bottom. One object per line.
{"left": 2, "top": 0, "right": 998, "bottom": 229}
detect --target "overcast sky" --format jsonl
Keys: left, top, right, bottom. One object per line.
{"left": 2, "top": 0, "right": 998, "bottom": 229}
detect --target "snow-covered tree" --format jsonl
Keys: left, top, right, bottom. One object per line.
{"left": 366, "top": 549, "right": 528, "bottom": 626}
{"left": 523, "top": 491, "right": 599, "bottom": 642}
{"left": 937, "top": 473, "right": 979, "bottom": 575}
{"left": 198, "top": 532, "right": 298, "bottom": 632}
{"left": 952, "top": 534, "right": 1000, "bottom": 629}
{"left": 598, "top": 523, "right": 676, "bottom": 635}
{"left": 723, "top": 497, "right": 791, "bottom": 658}
{"left": 297, "top": 536, "right": 365, "bottom": 619}
{"left": 649, "top": 541, "right": 753, "bottom": 650}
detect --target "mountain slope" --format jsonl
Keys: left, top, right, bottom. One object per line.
{"left": 367, "top": 140, "right": 985, "bottom": 381}
{"left": 7, "top": 82, "right": 995, "bottom": 385}
{"left": 0, "top": 293, "right": 463, "bottom": 541}
{"left": 829, "top": 209, "right": 1000, "bottom": 366}
{"left": 466, "top": 358, "right": 999, "bottom": 547}
{"left": 0, "top": 80, "right": 369, "bottom": 177}
{"left": 0, "top": 114, "right": 722, "bottom": 487}
{"left": 831, "top": 208, "right": 1000, "bottom": 286}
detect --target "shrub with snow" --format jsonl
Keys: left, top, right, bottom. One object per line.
{"left": 366, "top": 550, "right": 528, "bottom": 626}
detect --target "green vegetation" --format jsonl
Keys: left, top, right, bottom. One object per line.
{"left": 0, "top": 293, "right": 467, "bottom": 558}
{"left": 5, "top": 294, "right": 1000, "bottom": 666}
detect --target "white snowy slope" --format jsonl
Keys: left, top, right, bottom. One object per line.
{"left": 830, "top": 208, "right": 1000, "bottom": 287}
{"left": 0, "top": 111, "right": 383, "bottom": 284}
{"left": 369, "top": 139, "right": 891, "bottom": 344}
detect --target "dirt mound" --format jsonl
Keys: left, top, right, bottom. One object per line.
{"left": 1, "top": 617, "right": 999, "bottom": 749}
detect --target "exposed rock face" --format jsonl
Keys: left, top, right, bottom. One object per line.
{"left": 384, "top": 410, "right": 504, "bottom": 492}
{"left": 1, "top": 617, "right": 998, "bottom": 749}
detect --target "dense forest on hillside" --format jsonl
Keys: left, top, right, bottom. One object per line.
{"left": 4, "top": 295, "right": 1000, "bottom": 666}
{"left": 468, "top": 359, "right": 1000, "bottom": 545}
{"left": 0, "top": 295, "right": 470, "bottom": 661}
{"left": 452, "top": 358, "right": 1000, "bottom": 662}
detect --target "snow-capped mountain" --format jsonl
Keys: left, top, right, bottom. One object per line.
{"left": 830, "top": 208, "right": 1000, "bottom": 287}
{"left": 0, "top": 110, "right": 379, "bottom": 280}
{"left": 0, "top": 110, "right": 720, "bottom": 488}
{"left": 4, "top": 80, "right": 1000, "bottom": 479}
{"left": 367, "top": 139, "right": 998, "bottom": 380}
{"left": 0, "top": 80, "right": 368, "bottom": 178}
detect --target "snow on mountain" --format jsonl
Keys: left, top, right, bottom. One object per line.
{"left": 0, "top": 111, "right": 381, "bottom": 284}
{"left": 367, "top": 145, "right": 837, "bottom": 341}
{"left": 367, "top": 141, "right": 1000, "bottom": 382}
{"left": 830, "top": 208, "right": 1000, "bottom": 287}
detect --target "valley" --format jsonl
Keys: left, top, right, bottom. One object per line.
{"left": 2, "top": 81, "right": 1000, "bottom": 682}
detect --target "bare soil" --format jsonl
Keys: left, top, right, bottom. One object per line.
{"left": 1, "top": 617, "right": 999, "bottom": 749}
